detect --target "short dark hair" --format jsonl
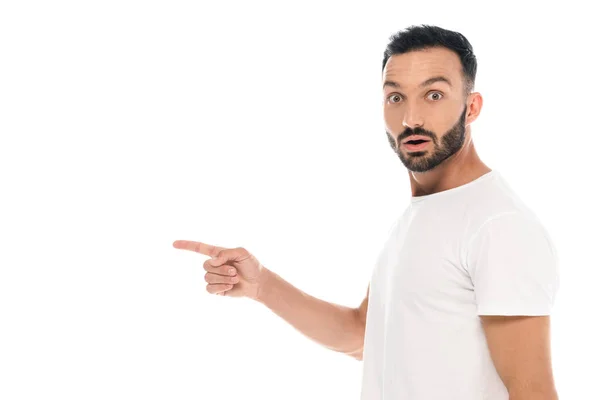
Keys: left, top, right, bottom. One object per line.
{"left": 382, "top": 25, "right": 477, "bottom": 95}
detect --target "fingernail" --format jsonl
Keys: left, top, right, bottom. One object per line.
{"left": 229, "top": 268, "right": 236, "bottom": 276}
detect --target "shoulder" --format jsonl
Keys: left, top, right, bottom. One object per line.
{"left": 462, "top": 171, "right": 550, "bottom": 240}
{"left": 459, "top": 173, "right": 557, "bottom": 266}
{"left": 465, "top": 210, "right": 558, "bottom": 277}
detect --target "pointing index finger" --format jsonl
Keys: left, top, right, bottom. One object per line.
{"left": 172, "top": 240, "right": 225, "bottom": 257}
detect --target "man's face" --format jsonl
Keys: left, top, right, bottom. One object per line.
{"left": 383, "top": 47, "right": 469, "bottom": 172}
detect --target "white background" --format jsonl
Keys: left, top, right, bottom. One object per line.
{"left": 1, "top": 1, "right": 598, "bottom": 399}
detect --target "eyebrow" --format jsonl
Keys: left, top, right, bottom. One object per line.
{"left": 383, "top": 75, "right": 453, "bottom": 90}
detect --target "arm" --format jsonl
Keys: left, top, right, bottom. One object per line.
{"left": 256, "top": 268, "right": 369, "bottom": 360}
{"left": 480, "top": 315, "right": 559, "bottom": 400}
{"left": 172, "top": 240, "right": 370, "bottom": 359}
{"left": 466, "top": 213, "right": 560, "bottom": 398}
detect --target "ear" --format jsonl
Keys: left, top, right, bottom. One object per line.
{"left": 465, "top": 92, "right": 483, "bottom": 126}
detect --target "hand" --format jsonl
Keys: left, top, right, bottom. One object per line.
{"left": 172, "top": 240, "right": 266, "bottom": 299}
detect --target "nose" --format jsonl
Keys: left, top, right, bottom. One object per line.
{"left": 402, "top": 103, "right": 424, "bottom": 130}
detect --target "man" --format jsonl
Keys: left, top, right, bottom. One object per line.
{"left": 173, "top": 25, "right": 560, "bottom": 400}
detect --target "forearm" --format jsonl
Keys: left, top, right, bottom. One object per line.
{"left": 255, "top": 268, "right": 365, "bottom": 358}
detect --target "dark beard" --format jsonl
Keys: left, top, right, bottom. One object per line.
{"left": 386, "top": 105, "right": 468, "bottom": 173}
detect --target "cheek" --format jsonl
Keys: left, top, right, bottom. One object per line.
{"left": 383, "top": 107, "right": 404, "bottom": 130}
{"left": 423, "top": 104, "right": 464, "bottom": 133}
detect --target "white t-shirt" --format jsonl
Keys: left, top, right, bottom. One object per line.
{"left": 360, "top": 169, "right": 559, "bottom": 400}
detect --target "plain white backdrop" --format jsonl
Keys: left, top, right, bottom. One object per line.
{"left": 1, "top": 1, "right": 598, "bottom": 399}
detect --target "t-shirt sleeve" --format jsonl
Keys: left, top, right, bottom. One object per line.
{"left": 466, "top": 212, "right": 560, "bottom": 316}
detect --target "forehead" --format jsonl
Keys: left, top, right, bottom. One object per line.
{"left": 383, "top": 47, "right": 463, "bottom": 88}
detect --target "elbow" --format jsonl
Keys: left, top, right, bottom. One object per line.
{"left": 345, "top": 346, "right": 364, "bottom": 361}
{"left": 347, "top": 310, "right": 366, "bottom": 361}
{"left": 353, "top": 350, "right": 364, "bottom": 361}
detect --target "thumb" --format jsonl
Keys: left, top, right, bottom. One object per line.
{"left": 209, "top": 248, "right": 247, "bottom": 267}
{"left": 209, "top": 257, "right": 224, "bottom": 267}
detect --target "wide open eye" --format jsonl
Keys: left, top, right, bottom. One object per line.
{"left": 387, "top": 94, "right": 402, "bottom": 103}
{"left": 427, "top": 91, "right": 443, "bottom": 101}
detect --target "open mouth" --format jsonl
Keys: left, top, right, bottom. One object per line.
{"left": 405, "top": 139, "right": 429, "bottom": 145}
